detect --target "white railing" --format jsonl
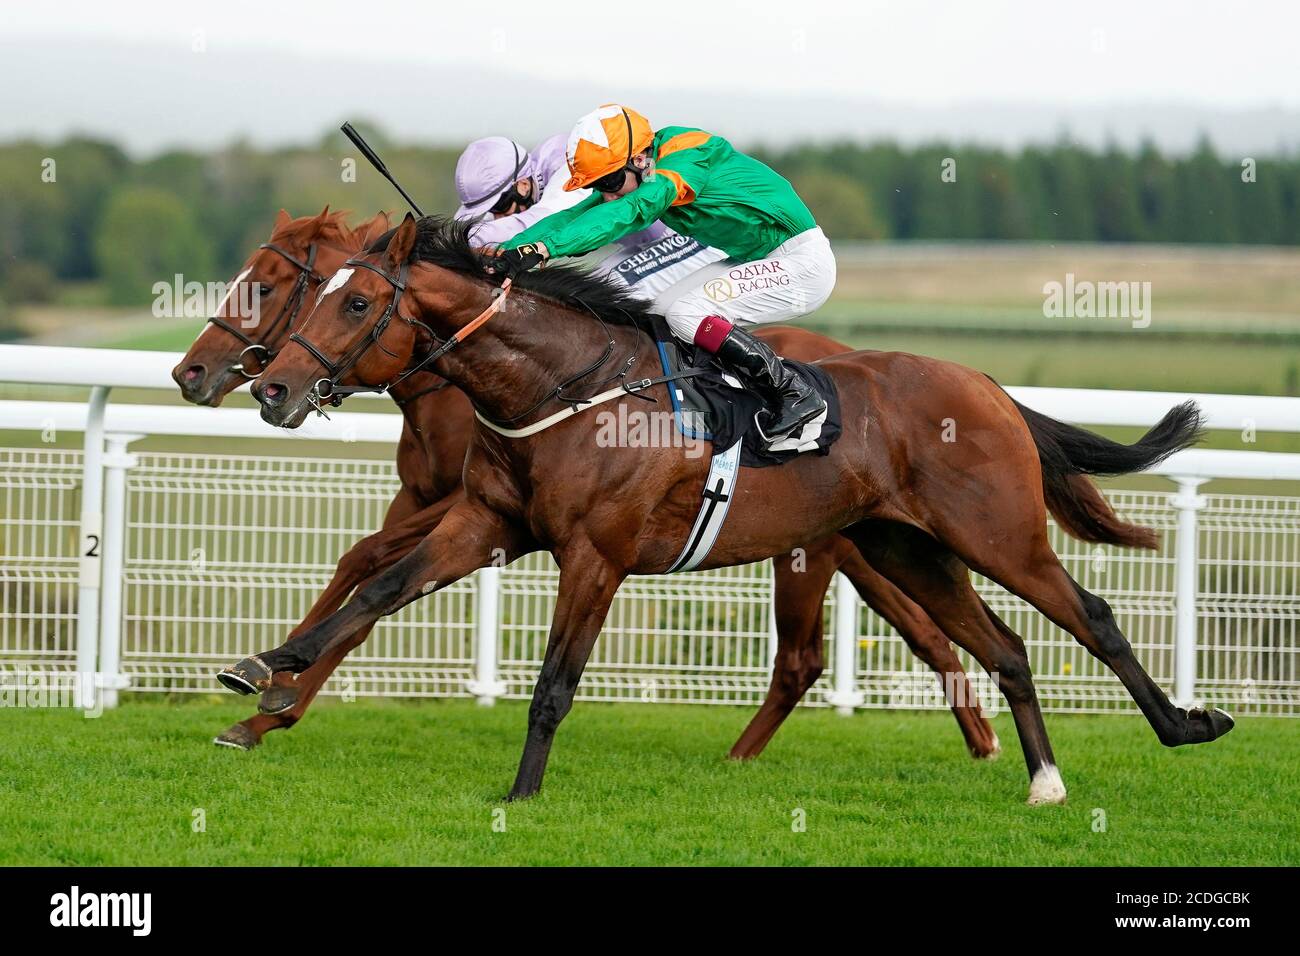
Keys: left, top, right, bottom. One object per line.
{"left": 2, "top": 344, "right": 1299, "bottom": 716}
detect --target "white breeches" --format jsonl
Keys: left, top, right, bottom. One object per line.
{"left": 649, "top": 227, "right": 836, "bottom": 343}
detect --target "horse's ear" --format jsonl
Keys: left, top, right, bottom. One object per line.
{"left": 358, "top": 210, "right": 391, "bottom": 247}
{"left": 272, "top": 208, "right": 292, "bottom": 233}
{"left": 384, "top": 212, "right": 418, "bottom": 271}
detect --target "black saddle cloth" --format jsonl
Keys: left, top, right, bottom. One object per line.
{"left": 648, "top": 317, "right": 842, "bottom": 468}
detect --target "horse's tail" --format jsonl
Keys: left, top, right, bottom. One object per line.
{"left": 1009, "top": 395, "right": 1205, "bottom": 551}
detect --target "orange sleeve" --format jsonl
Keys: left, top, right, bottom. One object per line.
{"left": 653, "top": 168, "right": 696, "bottom": 207}
{"left": 653, "top": 131, "right": 714, "bottom": 207}
{"left": 657, "top": 130, "right": 712, "bottom": 158}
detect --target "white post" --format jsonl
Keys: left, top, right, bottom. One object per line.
{"left": 98, "top": 432, "right": 142, "bottom": 709}
{"left": 75, "top": 386, "right": 109, "bottom": 711}
{"left": 767, "top": 596, "right": 779, "bottom": 674}
{"left": 1171, "top": 476, "right": 1208, "bottom": 709}
{"left": 468, "top": 565, "right": 506, "bottom": 705}
{"left": 827, "top": 572, "right": 864, "bottom": 716}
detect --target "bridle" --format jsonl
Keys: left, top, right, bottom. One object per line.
{"left": 284, "top": 254, "right": 643, "bottom": 428}
{"left": 206, "top": 242, "right": 323, "bottom": 379}
{"left": 288, "top": 256, "right": 514, "bottom": 419}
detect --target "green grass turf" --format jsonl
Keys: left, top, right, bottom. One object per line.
{"left": 1, "top": 698, "right": 1296, "bottom": 866}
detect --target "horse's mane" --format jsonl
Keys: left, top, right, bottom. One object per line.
{"left": 368, "top": 216, "right": 659, "bottom": 329}
{"left": 270, "top": 208, "right": 390, "bottom": 252}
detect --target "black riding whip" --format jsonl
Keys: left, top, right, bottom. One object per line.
{"left": 340, "top": 122, "right": 425, "bottom": 217}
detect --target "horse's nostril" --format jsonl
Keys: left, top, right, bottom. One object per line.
{"left": 260, "top": 383, "right": 288, "bottom": 406}
{"left": 182, "top": 365, "right": 204, "bottom": 384}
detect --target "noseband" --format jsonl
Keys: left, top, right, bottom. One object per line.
{"left": 206, "top": 242, "right": 322, "bottom": 379}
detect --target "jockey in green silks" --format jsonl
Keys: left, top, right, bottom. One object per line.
{"left": 497, "top": 103, "right": 836, "bottom": 442}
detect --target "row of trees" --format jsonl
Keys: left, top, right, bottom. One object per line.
{"left": 1, "top": 125, "right": 1297, "bottom": 308}
{"left": 760, "top": 138, "right": 1299, "bottom": 246}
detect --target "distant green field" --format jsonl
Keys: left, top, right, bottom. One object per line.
{"left": 88, "top": 241, "right": 1300, "bottom": 398}
{"left": 105, "top": 318, "right": 206, "bottom": 351}
{"left": 1, "top": 699, "right": 1295, "bottom": 866}
{"left": 99, "top": 315, "right": 1300, "bottom": 397}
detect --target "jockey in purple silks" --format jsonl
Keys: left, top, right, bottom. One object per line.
{"left": 452, "top": 134, "right": 726, "bottom": 302}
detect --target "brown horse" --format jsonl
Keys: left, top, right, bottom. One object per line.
{"left": 176, "top": 210, "right": 999, "bottom": 757}
{"left": 171, "top": 207, "right": 477, "bottom": 742}
{"left": 174, "top": 207, "right": 392, "bottom": 405}
{"left": 227, "top": 214, "right": 1233, "bottom": 805}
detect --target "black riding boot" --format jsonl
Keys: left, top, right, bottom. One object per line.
{"left": 712, "top": 324, "right": 827, "bottom": 441}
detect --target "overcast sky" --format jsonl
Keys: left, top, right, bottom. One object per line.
{"left": 10, "top": 0, "right": 1298, "bottom": 107}
{"left": 4, "top": 1, "right": 1297, "bottom": 153}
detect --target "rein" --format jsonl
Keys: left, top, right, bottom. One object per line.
{"left": 206, "top": 242, "right": 323, "bottom": 379}
{"left": 287, "top": 254, "right": 691, "bottom": 433}
{"left": 392, "top": 377, "right": 453, "bottom": 407}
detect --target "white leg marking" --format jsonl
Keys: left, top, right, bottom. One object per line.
{"left": 981, "top": 731, "right": 1002, "bottom": 760}
{"left": 1027, "top": 764, "right": 1067, "bottom": 806}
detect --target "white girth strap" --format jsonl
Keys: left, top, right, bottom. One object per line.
{"left": 473, "top": 384, "right": 634, "bottom": 438}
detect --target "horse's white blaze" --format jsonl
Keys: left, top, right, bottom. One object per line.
{"left": 215, "top": 267, "right": 252, "bottom": 313}
{"left": 1027, "top": 764, "right": 1067, "bottom": 805}
{"left": 318, "top": 267, "right": 354, "bottom": 302}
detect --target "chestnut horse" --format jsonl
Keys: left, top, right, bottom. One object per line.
{"left": 174, "top": 208, "right": 393, "bottom": 405}
{"left": 227, "top": 214, "right": 1233, "bottom": 805}
{"left": 176, "top": 209, "right": 999, "bottom": 758}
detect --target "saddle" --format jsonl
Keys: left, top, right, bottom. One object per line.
{"left": 649, "top": 317, "right": 842, "bottom": 468}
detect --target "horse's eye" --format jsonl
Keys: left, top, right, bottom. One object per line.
{"left": 347, "top": 296, "right": 368, "bottom": 313}
{"left": 257, "top": 283, "right": 274, "bottom": 297}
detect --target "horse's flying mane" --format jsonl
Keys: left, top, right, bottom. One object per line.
{"left": 271, "top": 209, "right": 387, "bottom": 252}
{"left": 367, "top": 216, "right": 660, "bottom": 329}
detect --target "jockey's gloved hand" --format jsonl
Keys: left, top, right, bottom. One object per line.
{"left": 493, "top": 243, "right": 548, "bottom": 278}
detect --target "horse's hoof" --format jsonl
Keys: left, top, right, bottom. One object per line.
{"left": 216, "top": 656, "right": 273, "bottom": 696}
{"left": 1026, "top": 764, "right": 1067, "bottom": 806}
{"left": 213, "top": 724, "right": 259, "bottom": 750}
{"left": 973, "top": 733, "right": 1001, "bottom": 761}
{"left": 259, "top": 683, "right": 299, "bottom": 715}
{"left": 1188, "top": 705, "right": 1235, "bottom": 741}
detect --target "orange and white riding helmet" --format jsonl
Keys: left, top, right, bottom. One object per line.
{"left": 563, "top": 104, "right": 655, "bottom": 192}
